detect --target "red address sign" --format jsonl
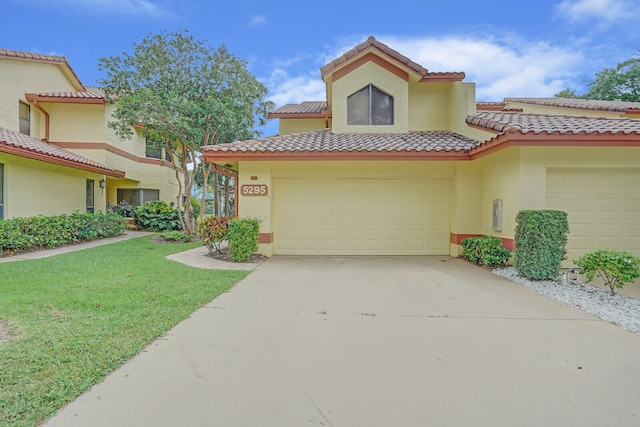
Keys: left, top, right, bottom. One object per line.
{"left": 241, "top": 184, "right": 268, "bottom": 196}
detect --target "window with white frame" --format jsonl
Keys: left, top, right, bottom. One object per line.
{"left": 19, "top": 102, "right": 30, "bottom": 135}
{"left": 347, "top": 84, "right": 394, "bottom": 125}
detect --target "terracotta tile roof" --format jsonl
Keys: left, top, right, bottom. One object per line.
{"left": 467, "top": 111, "right": 640, "bottom": 135}
{"left": 0, "top": 47, "right": 86, "bottom": 90}
{"left": 0, "top": 48, "right": 68, "bottom": 64}
{"left": 505, "top": 97, "right": 640, "bottom": 114}
{"left": 320, "top": 36, "right": 464, "bottom": 82}
{"left": 31, "top": 86, "right": 105, "bottom": 100}
{"left": 203, "top": 129, "right": 481, "bottom": 154}
{"left": 270, "top": 101, "right": 329, "bottom": 115}
{"left": 0, "top": 127, "right": 124, "bottom": 177}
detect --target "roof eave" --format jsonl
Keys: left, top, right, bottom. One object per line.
{"left": 201, "top": 150, "right": 472, "bottom": 162}
{"left": 0, "top": 142, "right": 125, "bottom": 177}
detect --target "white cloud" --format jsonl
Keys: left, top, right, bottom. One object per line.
{"left": 248, "top": 15, "right": 267, "bottom": 27}
{"left": 264, "top": 69, "right": 326, "bottom": 106}
{"left": 380, "top": 35, "right": 585, "bottom": 100}
{"left": 557, "top": 0, "right": 639, "bottom": 23}
{"left": 264, "top": 35, "right": 586, "bottom": 105}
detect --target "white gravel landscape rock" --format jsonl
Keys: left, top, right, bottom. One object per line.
{"left": 493, "top": 267, "right": 640, "bottom": 335}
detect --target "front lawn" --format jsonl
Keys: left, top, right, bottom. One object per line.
{"left": 0, "top": 236, "right": 248, "bottom": 427}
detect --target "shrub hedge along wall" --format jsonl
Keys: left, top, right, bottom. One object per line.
{"left": 514, "top": 210, "right": 569, "bottom": 280}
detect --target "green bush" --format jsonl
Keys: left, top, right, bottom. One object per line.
{"left": 227, "top": 217, "right": 261, "bottom": 262}
{"left": 197, "top": 216, "right": 230, "bottom": 254}
{"left": 108, "top": 201, "right": 135, "bottom": 218}
{"left": 160, "top": 230, "right": 193, "bottom": 243}
{"left": 461, "top": 236, "right": 511, "bottom": 267}
{"left": 0, "top": 212, "right": 126, "bottom": 256}
{"left": 133, "top": 200, "right": 182, "bottom": 231}
{"left": 514, "top": 210, "right": 569, "bottom": 280}
{"left": 574, "top": 249, "right": 640, "bottom": 294}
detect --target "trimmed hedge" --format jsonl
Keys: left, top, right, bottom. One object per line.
{"left": 461, "top": 236, "right": 511, "bottom": 267}
{"left": 514, "top": 210, "right": 569, "bottom": 280}
{"left": 227, "top": 217, "right": 261, "bottom": 262}
{"left": 0, "top": 212, "right": 127, "bottom": 256}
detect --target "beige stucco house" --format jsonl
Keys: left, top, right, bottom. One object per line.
{"left": 0, "top": 48, "right": 179, "bottom": 219}
{"left": 201, "top": 36, "right": 640, "bottom": 264}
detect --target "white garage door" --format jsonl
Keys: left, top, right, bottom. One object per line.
{"left": 274, "top": 178, "right": 450, "bottom": 255}
{"left": 546, "top": 168, "right": 640, "bottom": 259}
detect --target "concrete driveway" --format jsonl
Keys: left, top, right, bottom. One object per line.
{"left": 45, "top": 256, "right": 640, "bottom": 426}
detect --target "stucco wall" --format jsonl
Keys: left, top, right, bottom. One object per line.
{"left": 331, "top": 61, "right": 409, "bottom": 134}
{"left": 279, "top": 118, "right": 327, "bottom": 135}
{"left": 0, "top": 58, "right": 80, "bottom": 135}
{"left": 0, "top": 153, "right": 105, "bottom": 218}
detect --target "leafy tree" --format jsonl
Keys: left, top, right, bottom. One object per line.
{"left": 554, "top": 88, "right": 580, "bottom": 99}
{"left": 555, "top": 55, "right": 640, "bottom": 102}
{"left": 584, "top": 56, "right": 640, "bottom": 101}
{"left": 98, "top": 30, "right": 273, "bottom": 234}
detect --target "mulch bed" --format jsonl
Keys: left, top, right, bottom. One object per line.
{"left": 206, "top": 248, "right": 269, "bottom": 263}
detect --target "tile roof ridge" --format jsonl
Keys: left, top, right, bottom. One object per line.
{"left": 0, "top": 47, "right": 68, "bottom": 63}
{"left": 321, "top": 36, "right": 430, "bottom": 78}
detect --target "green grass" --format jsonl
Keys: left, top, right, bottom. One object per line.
{"left": 0, "top": 236, "right": 248, "bottom": 427}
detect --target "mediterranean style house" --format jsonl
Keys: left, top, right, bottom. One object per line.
{"left": 0, "top": 48, "right": 179, "bottom": 219}
{"left": 201, "top": 36, "right": 640, "bottom": 264}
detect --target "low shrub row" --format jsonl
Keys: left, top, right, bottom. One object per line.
{"left": 0, "top": 212, "right": 127, "bottom": 256}
{"left": 461, "top": 236, "right": 511, "bottom": 267}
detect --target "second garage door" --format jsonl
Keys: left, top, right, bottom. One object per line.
{"left": 546, "top": 168, "right": 640, "bottom": 260}
{"left": 274, "top": 178, "right": 450, "bottom": 255}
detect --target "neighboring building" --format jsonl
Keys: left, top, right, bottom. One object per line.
{"left": 0, "top": 48, "right": 179, "bottom": 219}
{"left": 201, "top": 36, "right": 640, "bottom": 264}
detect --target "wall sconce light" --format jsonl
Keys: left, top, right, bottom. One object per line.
{"left": 99, "top": 178, "right": 106, "bottom": 195}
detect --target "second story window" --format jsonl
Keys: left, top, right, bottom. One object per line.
{"left": 347, "top": 84, "right": 394, "bottom": 125}
{"left": 19, "top": 102, "right": 30, "bottom": 135}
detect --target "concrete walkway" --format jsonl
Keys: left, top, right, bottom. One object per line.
{"left": 44, "top": 255, "right": 640, "bottom": 427}
{"left": 0, "top": 231, "right": 154, "bottom": 263}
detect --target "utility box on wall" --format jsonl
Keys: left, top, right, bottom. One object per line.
{"left": 492, "top": 199, "right": 503, "bottom": 232}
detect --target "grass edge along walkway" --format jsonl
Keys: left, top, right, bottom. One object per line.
{"left": 0, "top": 236, "right": 248, "bottom": 427}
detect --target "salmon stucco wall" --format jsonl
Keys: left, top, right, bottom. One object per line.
{"left": 0, "top": 153, "right": 105, "bottom": 218}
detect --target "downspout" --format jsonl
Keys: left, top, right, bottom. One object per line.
{"left": 31, "top": 98, "right": 50, "bottom": 141}
{"left": 213, "top": 163, "right": 239, "bottom": 218}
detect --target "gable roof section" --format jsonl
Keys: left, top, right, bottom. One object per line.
{"left": 0, "top": 127, "right": 125, "bottom": 177}
{"left": 26, "top": 87, "right": 106, "bottom": 105}
{"left": 467, "top": 111, "right": 640, "bottom": 158}
{"left": 320, "top": 36, "right": 464, "bottom": 83}
{"left": 505, "top": 97, "right": 640, "bottom": 116}
{"left": 269, "top": 101, "right": 331, "bottom": 119}
{"left": 467, "top": 111, "right": 640, "bottom": 135}
{"left": 0, "top": 48, "right": 86, "bottom": 91}
{"left": 201, "top": 129, "right": 481, "bottom": 161}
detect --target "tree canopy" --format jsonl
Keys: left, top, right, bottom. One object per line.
{"left": 98, "top": 30, "right": 273, "bottom": 233}
{"left": 555, "top": 55, "right": 640, "bottom": 102}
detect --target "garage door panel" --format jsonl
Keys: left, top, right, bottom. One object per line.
{"left": 546, "top": 168, "right": 640, "bottom": 259}
{"left": 275, "top": 178, "right": 449, "bottom": 255}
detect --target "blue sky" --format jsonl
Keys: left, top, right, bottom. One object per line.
{"left": 3, "top": 0, "right": 639, "bottom": 136}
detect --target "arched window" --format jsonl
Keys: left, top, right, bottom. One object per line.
{"left": 347, "top": 84, "right": 394, "bottom": 125}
